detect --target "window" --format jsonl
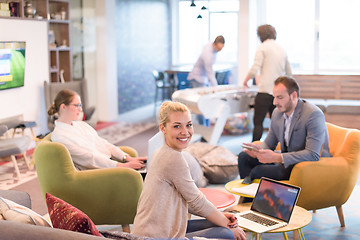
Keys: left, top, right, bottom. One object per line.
{"left": 318, "top": 0, "right": 360, "bottom": 72}
{"left": 265, "top": 0, "right": 360, "bottom": 74}
{"left": 177, "top": 0, "right": 239, "bottom": 65}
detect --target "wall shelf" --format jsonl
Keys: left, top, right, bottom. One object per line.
{"left": 0, "top": 0, "right": 71, "bottom": 83}
{"left": 49, "top": 19, "right": 69, "bottom": 24}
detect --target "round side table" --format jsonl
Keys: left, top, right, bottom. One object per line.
{"left": 199, "top": 188, "right": 236, "bottom": 209}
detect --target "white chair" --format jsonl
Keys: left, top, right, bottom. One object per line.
{"left": 0, "top": 125, "right": 32, "bottom": 180}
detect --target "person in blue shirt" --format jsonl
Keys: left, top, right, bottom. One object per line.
{"left": 187, "top": 35, "right": 225, "bottom": 88}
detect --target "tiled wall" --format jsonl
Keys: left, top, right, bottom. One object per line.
{"left": 115, "top": 0, "right": 171, "bottom": 114}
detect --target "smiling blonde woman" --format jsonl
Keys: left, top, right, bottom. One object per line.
{"left": 132, "top": 101, "right": 246, "bottom": 240}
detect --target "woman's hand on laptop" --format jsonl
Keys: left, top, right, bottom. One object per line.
{"left": 127, "top": 156, "right": 147, "bottom": 163}
{"left": 117, "top": 160, "right": 145, "bottom": 169}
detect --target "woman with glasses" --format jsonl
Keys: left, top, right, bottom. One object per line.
{"left": 47, "top": 89, "right": 146, "bottom": 170}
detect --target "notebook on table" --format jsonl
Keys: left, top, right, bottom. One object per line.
{"left": 235, "top": 177, "right": 301, "bottom": 233}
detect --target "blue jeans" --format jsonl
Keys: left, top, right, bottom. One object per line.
{"left": 237, "top": 151, "right": 294, "bottom": 180}
{"left": 185, "top": 219, "right": 234, "bottom": 239}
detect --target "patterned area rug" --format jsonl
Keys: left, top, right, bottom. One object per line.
{"left": 0, "top": 156, "right": 37, "bottom": 190}
{"left": 97, "top": 121, "right": 157, "bottom": 145}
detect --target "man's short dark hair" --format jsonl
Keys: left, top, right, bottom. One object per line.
{"left": 257, "top": 24, "right": 277, "bottom": 42}
{"left": 274, "top": 76, "right": 300, "bottom": 97}
{"left": 214, "top": 35, "right": 225, "bottom": 44}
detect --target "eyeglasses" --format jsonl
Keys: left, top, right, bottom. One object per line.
{"left": 69, "top": 103, "right": 82, "bottom": 109}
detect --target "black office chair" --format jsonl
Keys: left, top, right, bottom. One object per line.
{"left": 153, "top": 70, "right": 176, "bottom": 114}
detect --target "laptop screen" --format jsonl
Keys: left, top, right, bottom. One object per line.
{"left": 147, "top": 132, "right": 165, "bottom": 169}
{"left": 251, "top": 177, "right": 301, "bottom": 223}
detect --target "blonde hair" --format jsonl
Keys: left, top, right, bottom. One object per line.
{"left": 47, "top": 89, "right": 78, "bottom": 116}
{"left": 159, "top": 101, "right": 190, "bottom": 127}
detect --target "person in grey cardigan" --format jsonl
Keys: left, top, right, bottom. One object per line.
{"left": 132, "top": 101, "right": 246, "bottom": 240}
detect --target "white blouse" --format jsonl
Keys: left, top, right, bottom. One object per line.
{"left": 51, "top": 120, "right": 126, "bottom": 170}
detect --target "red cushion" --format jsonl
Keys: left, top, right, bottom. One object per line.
{"left": 45, "top": 193, "right": 101, "bottom": 236}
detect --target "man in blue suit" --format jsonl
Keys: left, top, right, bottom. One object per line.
{"left": 238, "top": 76, "right": 332, "bottom": 182}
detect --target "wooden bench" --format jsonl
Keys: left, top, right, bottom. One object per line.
{"left": 293, "top": 75, "right": 360, "bottom": 129}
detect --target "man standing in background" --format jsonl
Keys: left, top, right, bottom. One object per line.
{"left": 187, "top": 35, "right": 225, "bottom": 88}
{"left": 243, "top": 24, "right": 292, "bottom": 142}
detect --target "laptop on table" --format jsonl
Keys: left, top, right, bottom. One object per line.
{"left": 235, "top": 177, "right": 301, "bottom": 233}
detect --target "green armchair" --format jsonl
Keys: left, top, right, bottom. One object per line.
{"left": 34, "top": 134, "right": 143, "bottom": 232}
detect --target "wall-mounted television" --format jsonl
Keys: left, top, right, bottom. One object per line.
{"left": 0, "top": 41, "right": 26, "bottom": 90}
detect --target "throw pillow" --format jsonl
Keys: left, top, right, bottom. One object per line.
{"left": 185, "top": 142, "right": 239, "bottom": 184}
{"left": 0, "top": 197, "right": 52, "bottom": 227}
{"left": 45, "top": 193, "right": 101, "bottom": 236}
{"left": 182, "top": 151, "right": 208, "bottom": 187}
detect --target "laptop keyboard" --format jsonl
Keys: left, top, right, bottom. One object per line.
{"left": 240, "top": 213, "right": 278, "bottom": 227}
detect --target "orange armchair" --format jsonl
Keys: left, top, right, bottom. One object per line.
{"left": 284, "top": 122, "right": 360, "bottom": 227}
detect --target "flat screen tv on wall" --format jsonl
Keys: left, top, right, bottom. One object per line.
{"left": 0, "top": 41, "right": 26, "bottom": 90}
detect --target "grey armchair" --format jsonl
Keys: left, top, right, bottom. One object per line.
{"left": 0, "top": 190, "right": 31, "bottom": 209}
{"left": 0, "top": 125, "right": 32, "bottom": 180}
{"left": 44, "top": 79, "right": 96, "bottom": 131}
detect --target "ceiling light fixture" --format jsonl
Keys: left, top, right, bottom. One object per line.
{"left": 201, "top": 6, "right": 207, "bottom": 10}
{"left": 190, "top": 0, "right": 196, "bottom": 7}
{"left": 197, "top": 14, "right": 202, "bottom": 19}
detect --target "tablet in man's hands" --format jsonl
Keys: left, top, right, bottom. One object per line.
{"left": 241, "top": 143, "right": 260, "bottom": 152}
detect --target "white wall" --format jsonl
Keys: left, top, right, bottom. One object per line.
{"left": 237, "top": 0, "right": 259, "bottom": 84}
{"left": 94, "top": 0, "right": 118, "bottom": 122}
{"left": 0, "top": 19, "right": 49, "bottom": 135}
{"left": 77, "top": 0, "right": 118, "bottom": 122}
{"left": 82, "top": 0, "right": 97, "bottom": 117}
